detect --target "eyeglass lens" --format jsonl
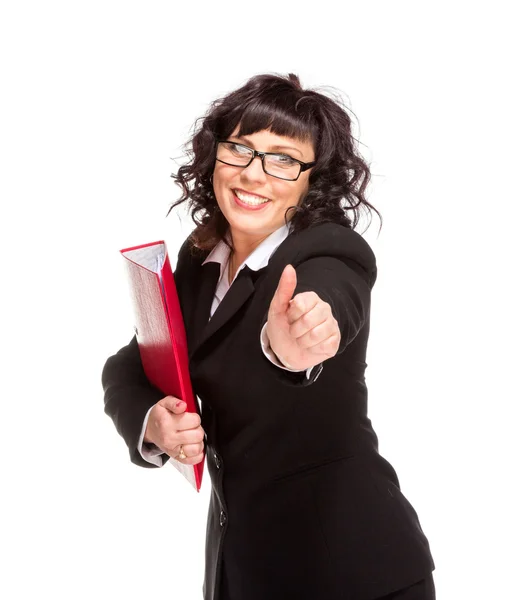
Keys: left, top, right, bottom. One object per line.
{"left": 217, "top": 142, "right": 300, "bottom": 180}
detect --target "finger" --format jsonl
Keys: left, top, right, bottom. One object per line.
{"left": 186, "top": 452, "right": 205, "bottom": 466}
{"left": 180, "top": 442, "right": 204, "bottom": 458}
{"left": 288, "top": 300, "right": 331, "bottom": 337}
{"left": 293, "top": 318, "right": 339, "bottom": 351}
{"left": 175, "top": 413, "right": 202, "bottom": 431}
{"left": 191, "top": 441, "right": 205, "bottom": 456}
{"left": 174, "top": 450, "right": 205, "bottom": 466}
{"left": 301, "top": 330, "right": 341, "bottom": 356}
{"left": 171, "top": 443, "right": 188, "bottom": 460}
{"left": 287, "top": 291, "right": 322, "bottom": 323}
{"left": 269, "top": 265, "right": 297, "bottom": 316}
{"left": 175, "top": 426, "right": 205, "bottom": 446}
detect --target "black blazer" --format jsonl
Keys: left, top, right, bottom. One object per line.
{"left": 102, "top": 222, "right": 435, "bottom": 600}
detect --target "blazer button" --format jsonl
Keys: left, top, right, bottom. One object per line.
{"left": 214, "top": 453, "right": 221, "bottom": 469}
{"left": 220, "top": 511, "right": 227, "bottom": 527}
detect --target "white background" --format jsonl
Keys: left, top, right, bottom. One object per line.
{"left": 1, "top": 1, "right": 508, "bottom": 598}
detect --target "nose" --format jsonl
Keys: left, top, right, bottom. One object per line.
{"left": 241, "top": 155, "right": 267, "bottom": 184}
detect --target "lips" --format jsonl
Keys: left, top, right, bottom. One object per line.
{"left": 233, "top": 188, "right": 271, "bottom": 201}
{"left": 231, "top": 189, "right": 271, "bottom": 211}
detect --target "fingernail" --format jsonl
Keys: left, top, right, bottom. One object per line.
{"left": 176, "top": 401, "right": 185, "bottom": 407}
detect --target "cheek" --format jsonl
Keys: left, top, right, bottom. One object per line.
{"left": 212, "top": 169, "right": 228, "bottom": 200}
{"left": 272, "top": 183, "right": 293, "bottom": 203}
{"left": 213, "top": 165, "right": 236, "bottom": 191}
{"left": 280, "top": 186, "right": 305, "bottom": 208}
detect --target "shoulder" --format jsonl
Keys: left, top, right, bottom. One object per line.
{"left": 274, "top": 222, "right": 377, "bottom": 287}
{"left": 175, "top": 232, "right": 209, "bottom": 270}
{"left": 293, "top": 222, "right": 375, "bottom": 260}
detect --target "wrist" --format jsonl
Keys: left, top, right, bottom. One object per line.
{"left": 143, "top": 429, "right": 154, "bottom": 445}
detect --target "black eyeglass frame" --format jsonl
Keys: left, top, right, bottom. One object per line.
{"left": 215, "top": 140, "right": 316, "bottom": 181}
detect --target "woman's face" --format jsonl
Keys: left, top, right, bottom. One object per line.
{"left": 212, "top": 125, "right": 315, "bottom": 247}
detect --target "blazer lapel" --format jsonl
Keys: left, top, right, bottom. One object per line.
{"left": 187, "top": 262, "right": 220, "bottom": 356}
{"left": 190, "top": 265, "right": 256, "bottom": 360}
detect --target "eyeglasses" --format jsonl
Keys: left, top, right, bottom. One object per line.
{"left": 215, "top": 140, "right": 316, "bottom": 181}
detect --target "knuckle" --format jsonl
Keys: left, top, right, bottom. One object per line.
{"left": 309, "top": 327, "right": 320, "bottom": 341}
{"left": 301, "top": 312, "right": 313, "bottom": 327}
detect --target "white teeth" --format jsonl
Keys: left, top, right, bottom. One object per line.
{"left": 234, "top": 190, "right": 270, "bottom": 205}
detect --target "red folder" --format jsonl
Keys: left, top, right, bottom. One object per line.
{"left": 120, "top": 240, "right": 204, "bottom": 492}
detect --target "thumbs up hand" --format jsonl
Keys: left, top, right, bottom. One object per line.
{"left": 265, "top": 264, "right": 341, "bottom": 371}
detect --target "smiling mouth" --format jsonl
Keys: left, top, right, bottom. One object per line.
{"left": 233, "top": 189, "right": 271, "bottom": 205}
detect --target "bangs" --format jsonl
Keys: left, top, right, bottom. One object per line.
{"left": 228, "top": 96, "right": 318, "bottom": 147}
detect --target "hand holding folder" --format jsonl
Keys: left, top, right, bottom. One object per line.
{"left": 120, "top": 240, "right": 205, "bottom": 492}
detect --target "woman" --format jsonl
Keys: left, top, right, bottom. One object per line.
{"left": 102, "top": 73, "right": 436, "bottom": 600}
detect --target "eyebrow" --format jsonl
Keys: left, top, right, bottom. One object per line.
{"left": 231, "top": 135, "right": 303, "bottom": 158}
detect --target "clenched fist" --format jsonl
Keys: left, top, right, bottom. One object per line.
{"left": 144, "top": 396, "right": 205, "bottom": 465}
{"left": 266, "top": 264, "right": 341, "bottom": 371}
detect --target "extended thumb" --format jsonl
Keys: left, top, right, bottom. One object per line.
{"left": 273, "top": 264, "right": 297, "bottom": 313}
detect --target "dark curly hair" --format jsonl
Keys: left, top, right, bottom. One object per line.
{"left": 168, "top": 72, "right": 382, "bottom": 253}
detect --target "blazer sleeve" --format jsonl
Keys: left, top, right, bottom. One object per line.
{"left": 102, "top": 335, "right": 168, "bottom": 468}
{"left": 101, "top": 234, "right": 193, "bottom": 468}
{"left": 294, "top": 225, "right": 376, "bottom": 355}
{"left": 293, "top": 255, "right": 374, "bottom": 357}
{"left": 260, "top": 224, "right": 376, "bottom": 388}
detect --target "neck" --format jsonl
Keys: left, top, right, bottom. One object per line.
{"left": 227, "top": 224, "right": 288, "bottom": 283}
{"left": 228, "top": 229, "right": 272, "bottom": 268}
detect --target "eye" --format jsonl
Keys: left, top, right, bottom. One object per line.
{"left": 268, "top": 153, "right": 297, "bottom": 166}
{"left": 276, "top": 155, "right": 294, "bottom": 164}
{"left": 227, "top": 143, "right": 252, "bottom": 156}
